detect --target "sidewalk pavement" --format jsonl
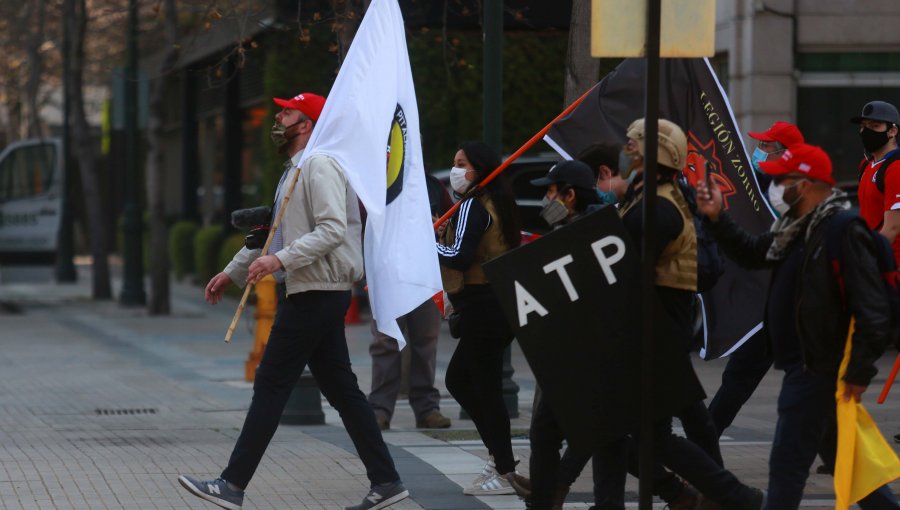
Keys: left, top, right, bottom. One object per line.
{"left": 0, "top": 265, "right": 897, "bottom": 509}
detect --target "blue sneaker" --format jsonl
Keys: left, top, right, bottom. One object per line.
{"left": 178, "top": 475, "right": 244, "bottom": 510}
{"left": 345, "top": 481, "right": 409, "bottom": 510}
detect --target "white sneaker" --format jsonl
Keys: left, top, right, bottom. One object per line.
{"left": 471, "top": 456, "right": 497, "bottom": 486}
{"left": 463, "top": 472, "right": 516, "bottom": 496}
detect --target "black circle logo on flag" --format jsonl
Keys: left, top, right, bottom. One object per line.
{"left": 386, "top": 104, "right": 407, "bottom": 205}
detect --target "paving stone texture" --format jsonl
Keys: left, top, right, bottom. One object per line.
{"left": 0, "top": 267, "right": 897, "bottom": 509}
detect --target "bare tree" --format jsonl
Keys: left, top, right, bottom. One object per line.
{"left": 24, "top": 0, "right": 46, "bottom": 138}
{"left": 65, "top": 0, "right": 111, "bottom": 299}
{"left": 563, "top": 0, "right": 599, "bottom": 106}
{"left": 146, "top": 0, "right": 180, "bottom": 315}
{"left": 330, "top": 0, "right": 371, "bottom": 62}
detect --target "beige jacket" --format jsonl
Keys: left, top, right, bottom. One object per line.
{"left": 224, "top": 152, "right": 364, "bottom": 295}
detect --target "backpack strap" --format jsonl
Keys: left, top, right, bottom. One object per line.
{"left": 824, "top": 211, "right": 861, "bottom": 307}
{"left": 858, "top": 157, "right": 870, "bottom": 184}
{"left": 874, "top": 150, "right": 900, "bottom": 194}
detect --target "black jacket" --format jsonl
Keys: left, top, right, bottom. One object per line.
{"left": 707, "top": 211, "right": 891, "bottom": 386}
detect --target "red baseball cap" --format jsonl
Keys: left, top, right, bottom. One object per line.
{"left": 272, "top": 92, "right": 326, "bottom": 121}
{"left": 758, "top": 143, "right": 834, "bottom": 186}
{"left": 747, "top": 121, "right": 804, "bottom": 148}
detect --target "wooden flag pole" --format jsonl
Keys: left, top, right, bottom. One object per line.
{"left": 877, "top": 353, "right": 900, "bottom": 404}
{"left": 224, "top": 165, "right": 303, "bottom": 343}
{"left": 432, "top": 83, "right": 598, "bottom": 230}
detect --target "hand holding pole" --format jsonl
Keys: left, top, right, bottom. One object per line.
{"left": 225, "top": 165, "right": 302, "bottom": 343}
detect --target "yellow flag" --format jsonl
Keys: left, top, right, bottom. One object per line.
{"left": 834, "top": 320, "right": 900, "bottom": 509}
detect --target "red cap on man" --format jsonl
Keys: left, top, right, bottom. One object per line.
{"left": 758, "top": 143, "right": 835, "bottom": 186}
{"left": 748, "top": 121, "right": 804, "bottom": 148}
{"left": 272, "top": 92, "right": 326, "bottom": 122}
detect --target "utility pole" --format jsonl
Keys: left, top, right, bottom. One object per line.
{"left": 119, "top": 0, "right": 146, "bottom": 306}
{"left": 638, "top": 2, "right": 661, "bottom": 508}
{"left": 55, "top": 0, "right": 77, "bottom": 283}
{"left": 482, "top": 0, "right": 520, "bottom": 418}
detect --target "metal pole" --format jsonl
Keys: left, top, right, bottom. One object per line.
{"left": 639, "top": 0, "right": 662, "bottom": 508}
{"left": 119, "top": 0, "right": 146, "bottom": 306}
{"left": 483, "top": 0, "right": 502, "bottom": 152}
{"left": 483, "top": 0, "right": 519, "bottom": 418}
{"left": 55, "top": 0, "right": 77, "bottom": 283}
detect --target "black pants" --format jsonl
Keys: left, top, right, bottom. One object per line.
{"left": 624, "top": 400, "right": 724, "bottom": 503}
{"left": 530, "top": 391, "right": 626, "bottom": 510}
{"left": 221, "top": 290, "right": 399, "bottom": 489}
{"left": 707, "top": 330, "right": 772, "bottom": 436}
{"left": 445, "top": 288, "right": 516, "bottom": 474}
{"left": 634, "top": 416, "right": 757, "bottom": 509}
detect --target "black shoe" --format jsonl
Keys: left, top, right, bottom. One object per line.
{"left": 345, "top": 481, "right": 409, "bottom": 510}
{"left": 815, "top": 464, "right": 833, "bottom": 475}
{"left": 894, "top": 433, "right": 900, "bottom": 444}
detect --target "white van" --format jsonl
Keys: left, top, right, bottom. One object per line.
{"left": 0, "top": 138, "right": 64, "bottom": 270}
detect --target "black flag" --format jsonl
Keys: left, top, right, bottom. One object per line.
{"left": 545, "top": 58, "right": 774, "bottom": 360}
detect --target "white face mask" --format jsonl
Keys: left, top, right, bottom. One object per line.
{"left": 767, "top": 181, "right": 789, "bottom": 216}
{"left": 767, "top": 180, "right": 804, "bottom": 216}
{"left": 450, "top": 166, "right": 472, "bottom": 194}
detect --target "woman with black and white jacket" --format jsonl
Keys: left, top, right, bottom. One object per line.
{"left": 436, "top": 141, "right": 530, "bottom": 497}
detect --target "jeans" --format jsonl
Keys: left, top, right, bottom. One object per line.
{"left": 707, "top": 330, "right": 773, "bottom": 436}
{"left": 765, "top": 362, "right": 899, "bottom": 510}
{"left": 221, "top": 290, "right": 399, "bottom": 489}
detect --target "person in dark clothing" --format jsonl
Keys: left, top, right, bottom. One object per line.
{"left": 696, "top": 143, "right": 899, "bottom": 510}
{"left": 525, "top": 160, "right": 626, "bottom": 510}
{"left": 618, "top": 118, "right": 764, "bottom": 510}
{"left": 436, "top": 141, "right": 531, "bottom": 497}
{"left": 707, "top": 121, "right": 806, "bottom": 436}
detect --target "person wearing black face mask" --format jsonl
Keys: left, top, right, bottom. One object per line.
{"left": 853, "top": 101, "right": 900, "bottom": 268}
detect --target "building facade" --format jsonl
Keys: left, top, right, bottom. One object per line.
{"left": 715, "top": 0, "right": 900, "bottom": 185}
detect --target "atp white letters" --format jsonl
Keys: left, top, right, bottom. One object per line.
{"left": 543, "top": 254, "right": 579, "bottom": 302}
{"left": 590, "top": 236, "right": 626, "bottom": 285}
{"left": 514, "top": 280, "right": 549, "bottom": 327}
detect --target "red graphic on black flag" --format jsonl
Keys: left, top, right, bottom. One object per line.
{"left": 684, "top": 132, "right": 737, "bottom": 209}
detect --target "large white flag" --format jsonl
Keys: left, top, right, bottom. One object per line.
{"left": 298, "top": 0, "right": 442, "bottom": 346}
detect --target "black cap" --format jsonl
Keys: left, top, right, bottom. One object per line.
{"left": 529, "top": 160, "right": 596, "bottom": 190}
{"left": 851, "top": 101, "right": 900, "bottom": 125}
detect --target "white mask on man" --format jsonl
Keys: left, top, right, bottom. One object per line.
{"left": 767, "top": 180, "right": 804, "bottom": 216}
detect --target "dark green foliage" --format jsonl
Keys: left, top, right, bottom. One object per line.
{"left": 260, "top": 24, "right": 569, "bottom": 173}
{"left": 260, "top": 25, "right": 340, "bottom": 204}
{"left": 169, "top": 221, "right": 199, "bottom": 280}
{"left": 193, "top": 225, "right": 225, "bottom": 284}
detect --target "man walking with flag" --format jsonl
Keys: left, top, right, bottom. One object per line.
{"left": 697, "top": 144, "right": 899, "bottom": 509}
{"left": 177, "top": 0, "right": 446, "bottom": 506}
{"left": 177, "top": 91, "right": 409, "bottom": 510}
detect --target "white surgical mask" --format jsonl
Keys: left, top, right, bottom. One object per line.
{"left": 450, "top": 166, "right": 471, "bottom": 194}
{"left": 767, "top": 180, "right": 803, "bottom": 216}
{"left": 767, "top": 181, "right": 789, "bottom": 216}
